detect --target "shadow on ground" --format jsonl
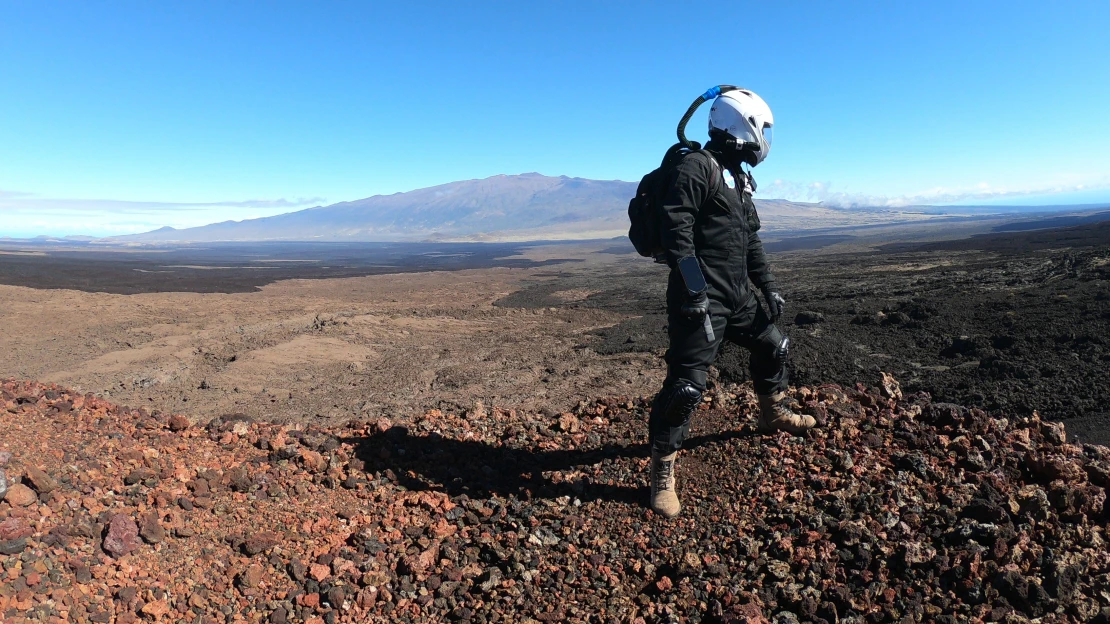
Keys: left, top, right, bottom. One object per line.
{"left": 342, "top": 426, "right": 756, "bottom": 507}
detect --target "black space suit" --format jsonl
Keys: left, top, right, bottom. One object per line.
{"left": 649, "top": 141, "right": 789, "bottom": 454}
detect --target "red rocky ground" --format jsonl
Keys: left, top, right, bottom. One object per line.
{"left": 2, "top": 377, "right": 1110, "bottom": 623}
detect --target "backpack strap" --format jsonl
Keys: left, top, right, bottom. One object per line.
{"left": 697, "top": 149, "right": 724, "bottom": 207}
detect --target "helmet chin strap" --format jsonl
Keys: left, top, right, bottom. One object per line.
{"left": 728, "top": 160, "right": 757, "bottom": 194}
{"left": 706, "top": 136, "right": 758, "bottom": 192}
{"left": 722, "top": 136, "right": 763, "bottom": 171}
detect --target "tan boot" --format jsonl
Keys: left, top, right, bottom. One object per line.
{"left": 757, "top": 392, "right": 817, "bottom": 434}
{"left": 649, "top": 450, "right": 681, "bottom": 518}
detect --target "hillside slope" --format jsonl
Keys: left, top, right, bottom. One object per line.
{"left": 2, "top": 378, "right": 1109, "bottom": 622}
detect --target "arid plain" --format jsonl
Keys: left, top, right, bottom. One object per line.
{"left": 0, "top": 243, "right": 661, "bottom": 429}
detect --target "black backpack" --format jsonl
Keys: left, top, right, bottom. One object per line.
{"left": 627, "top": 143, "right": 721, "bottom": 262}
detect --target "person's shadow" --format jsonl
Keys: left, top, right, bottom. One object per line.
{"left": 341, "top": 423, "right": 756, "bottom": 506}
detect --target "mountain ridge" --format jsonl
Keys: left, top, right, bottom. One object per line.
{"left": 110, "top": 173, "right": 828, "bottom": 243}
{"left": 103, "top": 172, "right": 1101, "bottom": 245}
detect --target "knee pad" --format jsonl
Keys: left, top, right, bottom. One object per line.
{"left": 757, "top": 325, "right": 790, "bottom": 368}
{"left": 775, "top": 335, "right": 790, "bottom": 367}
{"left": 653, "top": 382, "right": 703, "bottom": 427}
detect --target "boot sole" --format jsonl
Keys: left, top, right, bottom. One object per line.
{"left": 650, "top": 504, "right": 681, "bottom": 518}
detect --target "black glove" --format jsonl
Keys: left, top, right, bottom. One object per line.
{"left": 680, "top": 290, "right": 709, "bottom": 320}
{"left": 762, "top": 287, "right": 785, "bottom": 322}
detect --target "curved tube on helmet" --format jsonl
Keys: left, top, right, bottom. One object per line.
{"left": 677, "top": 85, "right": 740, "bottom": 150}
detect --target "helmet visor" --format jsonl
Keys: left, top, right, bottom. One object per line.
{"left": 761, "top": 124, "right": 773, "bottom": 149}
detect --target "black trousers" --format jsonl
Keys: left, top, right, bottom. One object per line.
{"left": 649, "top": 291, "right": 788, "bottom": 454}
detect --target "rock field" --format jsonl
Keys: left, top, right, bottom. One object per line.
{"left": 3, "top": 376, "right": 1110, "bottom": 623}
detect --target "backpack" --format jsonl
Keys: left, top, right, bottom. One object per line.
{"left": 627, "top": 144, "right": 722, "bottom": 262}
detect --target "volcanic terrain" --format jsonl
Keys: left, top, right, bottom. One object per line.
{"left": 1, "top": 220, "right": 1109, "bottom": 622}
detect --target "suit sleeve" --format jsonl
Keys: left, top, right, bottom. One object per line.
{"left": 660, "top": 154, "right": 712, "bottom": 266}
{"left": 745, "top": 200, "right": 777, "bottom": 290}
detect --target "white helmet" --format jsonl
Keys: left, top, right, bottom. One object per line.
{"left": 708, "top": 89, "right": 774, "bottom": 166}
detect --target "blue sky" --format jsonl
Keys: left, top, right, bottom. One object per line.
{"left": 2, "top": 1, "right": 1108, "bottom": 237}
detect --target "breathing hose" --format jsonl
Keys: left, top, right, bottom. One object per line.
{"left": 676, "top": 85, "right": 740, "bottom": 150}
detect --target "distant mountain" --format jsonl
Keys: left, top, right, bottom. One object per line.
{"left": 111, "top": 173, "right": 827, "bottom": 243}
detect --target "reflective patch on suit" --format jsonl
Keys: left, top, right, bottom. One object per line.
{"left": 722, "top": 169, "right": 737, "bottom": 189}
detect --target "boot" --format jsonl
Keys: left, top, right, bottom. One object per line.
{"left": 649, "top": 450, "right": 681, "bottom": 518}
{"left": 757, "top": 392, "right": 817, "bottom": 434}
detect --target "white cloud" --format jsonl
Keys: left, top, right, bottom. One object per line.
{"left": 764, "top": 175, "right": 1110, "bottom": 208}
{"left": 0, "top": 192, "right": 328, "bottom": 238}
{"left": 0, "top": 195, "right": 325, "bottom": 213}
